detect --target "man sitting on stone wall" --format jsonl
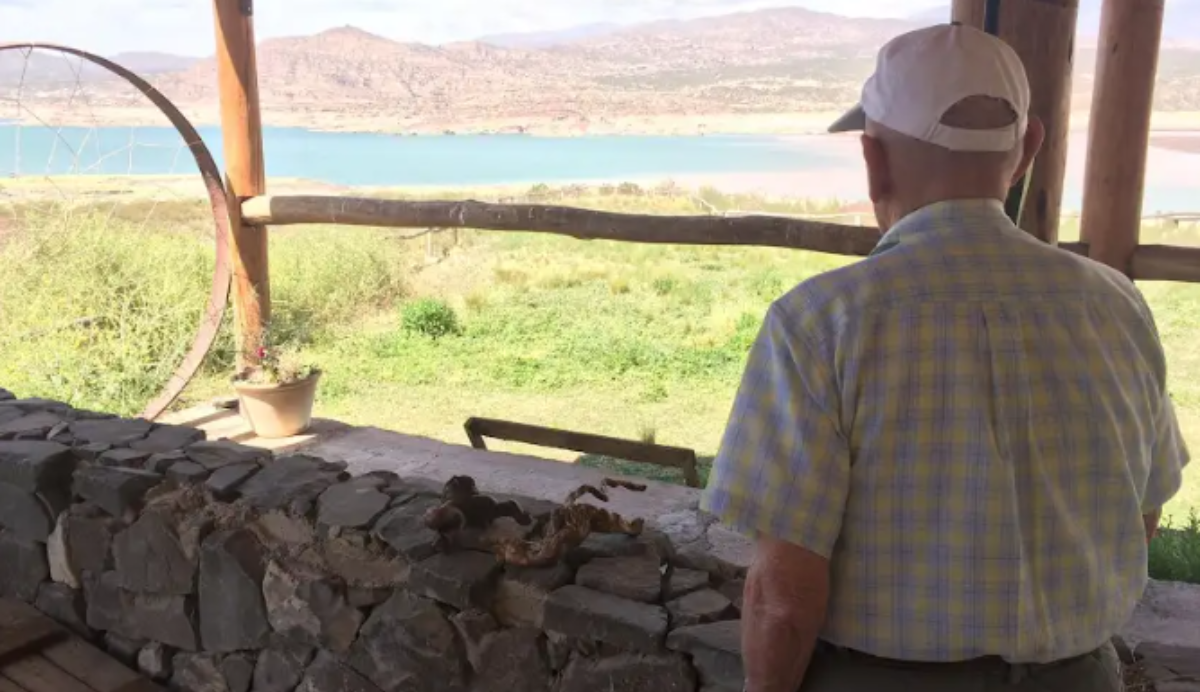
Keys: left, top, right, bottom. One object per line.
{"left": 701, "top": 22, "right": 1191, "bottom": 692}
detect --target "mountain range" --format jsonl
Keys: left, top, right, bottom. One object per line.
{"left": 3, "top": 4, "right": 1198, "bottom": 136}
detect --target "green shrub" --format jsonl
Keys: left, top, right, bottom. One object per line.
{"left": 1149, "top": 511, "right": 1200, "bottom": 584}
{"left": 0, "top": 207, "right": 231, "bottom": 415}
{"left": 651, "top": 276, "right": 678, "bottom": 295}
{"left": 526, "top": 183, "right": 553, "bottom": 200}
{"left": 0, "top": 205, "right": 411, "bottom": 416}
{"left": 401, "top": 298, "right": 461, "bottom": 339}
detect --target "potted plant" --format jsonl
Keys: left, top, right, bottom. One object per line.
{"left": 231, "top": 331, "right": 321, "bottom": 439}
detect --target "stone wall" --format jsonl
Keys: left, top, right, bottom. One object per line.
{"left": 0, "top": 390, "right": 745, "bottom": 692}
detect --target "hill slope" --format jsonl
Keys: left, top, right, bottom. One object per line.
{"left": 151, "top": 7, "right": 920, "bottom": 132}
{"left": 5, "top": 5, "right": 1199, "bottom": 135}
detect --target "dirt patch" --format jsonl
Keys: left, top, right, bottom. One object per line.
{"left": 1123, "top": 657, "right": 1157, "bottom": 692}
{"left": 0, "top": 210, "right": 20, "bottom": 249}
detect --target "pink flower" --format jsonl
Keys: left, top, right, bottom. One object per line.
{"left": 257, "top": 346, "right": 267, "bottom": 359}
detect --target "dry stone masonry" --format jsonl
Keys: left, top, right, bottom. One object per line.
{"left": 2, "top": 388, "right": 1197, "bottom": 692}
{"left": 0, "top": 390, "right": 748, "bottom": 692}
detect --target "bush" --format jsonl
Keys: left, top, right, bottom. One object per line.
{"left": 1149, "top": 511, "right": 1200, "bottom": 585}
{"left": 0, "top": 207, "right": 231, "bottom": 415}
{"left": 526, "top": 183, "right": 553, "bottom": 201}
{"left": 401, "top": 298, "right": 461, "bottom": 339}
{"left": 0, "top": 205, "right": 412, "bottom": 416}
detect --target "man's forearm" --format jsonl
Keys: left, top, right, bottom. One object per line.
{"left": 742, "top": 606, "right": 823, "bottom": 692}
{"left": 1144, "top": 510, "right": 1162, "bottom": 543}
{"left": 738, "top": 536, "right": 833, "bottom": 692}
{"left": 741, "top": 573, "right": 827, "bottom": 692}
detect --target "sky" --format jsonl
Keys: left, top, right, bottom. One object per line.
{"left": 0, "top": 0, "right": 1190, "bottom": 57}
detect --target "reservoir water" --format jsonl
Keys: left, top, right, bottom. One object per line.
{"left": 1, "top": 124, "right": 1197, "bottom": 213}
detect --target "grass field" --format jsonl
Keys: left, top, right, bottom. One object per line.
{"left": 1, "top": 181, "right": 1197, "bottom": 583}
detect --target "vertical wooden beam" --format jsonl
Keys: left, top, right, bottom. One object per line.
{"left": 950, "top": 1, "right": 988, "bottom": 33}
{"left": 952, "top": 0, "right": 1079, "bottom": 244}
{"left": 213, "top": 0, "right": 269, "bottom": 366}
{"left": 1080, "top": 0, "right": 1165, "bottom": 275}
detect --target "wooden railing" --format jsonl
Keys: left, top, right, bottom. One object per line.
{"left": 241, "top": 195, "right": 1200, "bottom": 284}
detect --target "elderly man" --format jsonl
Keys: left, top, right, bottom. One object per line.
{"left": 701, "top": 23, "right": 1190, "bottom": 692}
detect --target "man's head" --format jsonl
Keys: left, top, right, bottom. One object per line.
{"left": 829, "top": 23, "right": 1045, "bottom": 231}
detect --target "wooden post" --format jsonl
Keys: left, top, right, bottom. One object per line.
{"left": 952, "top": 0, "right": 1078, "bottom": 244}
{"left": 1080, "top": 0, "right": 1165, "bottom": 275}
{"left": 213, "top": 0, "right": 269, "bottom": 366}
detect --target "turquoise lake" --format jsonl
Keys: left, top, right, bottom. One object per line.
{"left": 0, "top": 125, "right": 834, "bottom": 184}
{"left": 1, "top": 124, "right": 1197, "bottom": 213}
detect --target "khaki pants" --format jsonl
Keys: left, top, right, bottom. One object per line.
{"left": 799, "top": 640, "right": 1122, "bottom": 692}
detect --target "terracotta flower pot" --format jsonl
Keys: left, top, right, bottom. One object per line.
{"left": 232, "top": 371, "right": 321, "bottom": 439}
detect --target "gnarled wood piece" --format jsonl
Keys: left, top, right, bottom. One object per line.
{"left": 422, "top": 475, "right": 648, "bottom": 566}
{"left": 423, "top": 475, "right": 533, "bottom": 551}
{"left": 492, "top": 477, "right": 646, "bottom": 567}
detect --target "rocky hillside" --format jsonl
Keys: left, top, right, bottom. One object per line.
{"left": 4, "top": 5, "right": 1199, "bottom": 134}
{"left": 0, "top": 7, "right": 911, "bottom": 132}
{"left": 145, "top": 8, "right": 913, "bottom": 128}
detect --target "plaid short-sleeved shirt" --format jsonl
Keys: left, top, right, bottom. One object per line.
{"left": 701, "top": 198, "right": 1190, "bottom": 664}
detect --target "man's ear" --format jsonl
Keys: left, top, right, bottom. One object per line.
{"left": 861, "top": 133, "right": 890, "bottom": 204}
{"left": 1011, "top": 115, "right": 1045, "bottom": 186}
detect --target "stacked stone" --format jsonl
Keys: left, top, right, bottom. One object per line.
{"left": 0, "top": 389, "right": 747, "bottom": 692}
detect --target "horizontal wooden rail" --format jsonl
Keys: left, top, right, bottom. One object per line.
{"left": 1129, "top": 245, "right": 1200, "bottom": 283}
{"left": 240, "top": 195, "right": 1200, "bottom": 283}
{"left": 464, "top": 417, "right": 702, "bottom": 488}
{"left": 242, "top": 195, "right": 883, "bottom": 256}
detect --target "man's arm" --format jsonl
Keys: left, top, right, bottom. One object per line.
{"left": 1142, "top": 391, "right": 1189, "bottom": 541}
{"left": 1130, "top": 291, "right": 1189, "bottom": 544}
{"left": 742, "top": 537, "right": 831, "bottom": 692}
{"left": 1143, "top": 510, "right": 1161, "bottom": 544}
{"left": 699, "top": 303, "right": 851, "bottom": 692}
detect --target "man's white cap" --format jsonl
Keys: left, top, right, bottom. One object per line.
{"left": 828, "top": 23, "right": 1031, "bottom": 152}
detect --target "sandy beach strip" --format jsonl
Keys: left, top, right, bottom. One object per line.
{"left": 1150, "top": 132, "right": 1200, "bottom": 155}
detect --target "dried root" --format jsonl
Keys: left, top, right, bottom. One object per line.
{"left": 603, "top": 478, "right": 648, "bottom": 492}
{"left": 486, "top": 477, "right": 647, "bottom": 567}
{"left": 423, "top": 475, "right": 533, "bottom": 551}
{"left": 564, "top": 484, "right": 610, "bottom": 505}
{"left": 425, "top": 474, "right": 648, "bottom": 565}
{"left": 488, "top": 504, "right": 645, "bottom": 567}
{"left": 561, "top": 478, "right": 647, "bottom": 505}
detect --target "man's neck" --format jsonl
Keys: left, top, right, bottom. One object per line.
{"left": 883, "top": 192, "right": 1007, "bottom": 230}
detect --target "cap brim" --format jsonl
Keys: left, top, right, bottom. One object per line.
{"left": 827, "top": 104, "right": 866, "bottom": 133}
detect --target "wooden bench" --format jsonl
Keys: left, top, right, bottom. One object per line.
{"left": 0, "top": 599, "right": 164, "bottom": 692}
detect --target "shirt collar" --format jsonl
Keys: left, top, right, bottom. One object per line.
{"left": 869, "top": 198, "right": 1012, "bottom": 256}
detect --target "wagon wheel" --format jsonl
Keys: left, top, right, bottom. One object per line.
{"left": 0, "top": 42, "right": 232, "bottom": 420}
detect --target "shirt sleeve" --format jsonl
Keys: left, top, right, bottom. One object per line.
{"left": 699, "top": 302, "right": 852, "bottom": 559}
{"left": 1142, "top": 391, "right": 1190, "bottom": 514}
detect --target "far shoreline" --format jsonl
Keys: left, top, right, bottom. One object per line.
{"left": 4, "top": 164, "right": 1198, "bottom": 218}
{"left": 4, "top": 105, "right": 1200, "bottom": 142}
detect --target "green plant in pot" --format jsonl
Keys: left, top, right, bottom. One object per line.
{"left": 231, "top": 330, "right": 321, "bottom": 439}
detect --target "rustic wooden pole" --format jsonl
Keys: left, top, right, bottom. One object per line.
{"left": 952, "top": 0, "right": 1078, "bottom": 244}
{"left": 213, "top": 0, "right": 269, "bottom": 367}
{"left": 241, "top": 196, "right": 884, "bottom": 256}
{"left": 1080, "top": 0, "right": 1165, "bottom": 275}
{"left": 238, "top": 195, "right": 1200, "bottom": 282}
